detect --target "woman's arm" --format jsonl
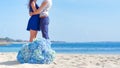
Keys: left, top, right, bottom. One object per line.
{"left": 29, "top": 1, "right": 38, "bottom": 16}
{"left": 31, "top": 2, "right": 37, "bottom": 12}
{"left": 30, "top": 0, "right": 48, "bottom": 15}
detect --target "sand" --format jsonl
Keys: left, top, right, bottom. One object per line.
{"left": 0, "top": 42, "right": 11, "bottom": 45}
{"left": 0, "top": 52, "right": 120, "bottom": 68}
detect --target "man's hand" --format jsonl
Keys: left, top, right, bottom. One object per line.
{"left": 29, "top": 12, "right": 33, "bottom": 16}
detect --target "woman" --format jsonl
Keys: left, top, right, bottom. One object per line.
{"left": 30, "top": 0, "right": 52, "bottom": 40}
{"left": 27, "top": 0, "right": 40, "bottom": 42}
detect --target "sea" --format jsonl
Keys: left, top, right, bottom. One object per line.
{"left": 0, "top": 42, "right": 120, "bottom": 54}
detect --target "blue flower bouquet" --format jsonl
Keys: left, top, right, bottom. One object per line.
{"left": 17, "top": 38, "right": 56, "bottom": 64}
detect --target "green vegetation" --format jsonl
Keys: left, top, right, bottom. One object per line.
{"left": 0, "top": 37, "right": 66, "bottom": 45}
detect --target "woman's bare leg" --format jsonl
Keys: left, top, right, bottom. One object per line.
{"left": 29, "top": 30, "right": 38, "bottom": 42}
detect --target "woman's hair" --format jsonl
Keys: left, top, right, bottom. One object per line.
{"left": 28, "top": 0, "right": 34, "bottom": 8}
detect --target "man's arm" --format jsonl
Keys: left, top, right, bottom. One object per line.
{"left": 30, "top": 0, "right": 48, "bottom": 15}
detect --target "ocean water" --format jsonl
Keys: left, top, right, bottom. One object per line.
{"left": 0, "top": 42, "right": 120, "bottom": 54}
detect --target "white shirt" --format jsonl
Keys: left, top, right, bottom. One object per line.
{"left": 40, "top": 0, "right": 52, "bottom": 17}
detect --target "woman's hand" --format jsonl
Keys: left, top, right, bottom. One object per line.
{"left": 29, "top": 0, "right": 48, "bottom": 16}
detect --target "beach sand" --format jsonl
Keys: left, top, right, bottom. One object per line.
{"left": 0, "top": 42, "right": 11, "bottom": 45}
{"left": 0, "top": 53, "right": 120, "bottom": 68}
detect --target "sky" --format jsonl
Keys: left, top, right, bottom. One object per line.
{"left": 0, "top": 0, "right": 120, "bottom": 42}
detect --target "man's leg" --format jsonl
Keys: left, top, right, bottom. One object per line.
{"left": 40, "top": 17, "right": 49, "bottom": 39}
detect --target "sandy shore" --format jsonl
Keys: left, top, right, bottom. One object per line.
{"left": 0, "top": 42, "right": 11, "bottom": 45}
{"left": 0, "top": 53, "right": 120, "bottom": 68}
{"left": 0, "top": 42, "right": 27, "bottom": 45}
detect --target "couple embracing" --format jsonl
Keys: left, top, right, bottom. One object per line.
{"left": 17, "top": 0, "right": 55, "bottom": 64}
{"left": 27, "top": 0, "right": 52, "bottom": 42}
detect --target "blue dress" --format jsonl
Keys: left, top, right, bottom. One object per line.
{"left": 27, "top": 4, "right": 40, "bottom": 31}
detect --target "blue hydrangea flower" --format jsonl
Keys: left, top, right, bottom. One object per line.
{"left": 17, "top": 38, "right": 56, "bottom": 64}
